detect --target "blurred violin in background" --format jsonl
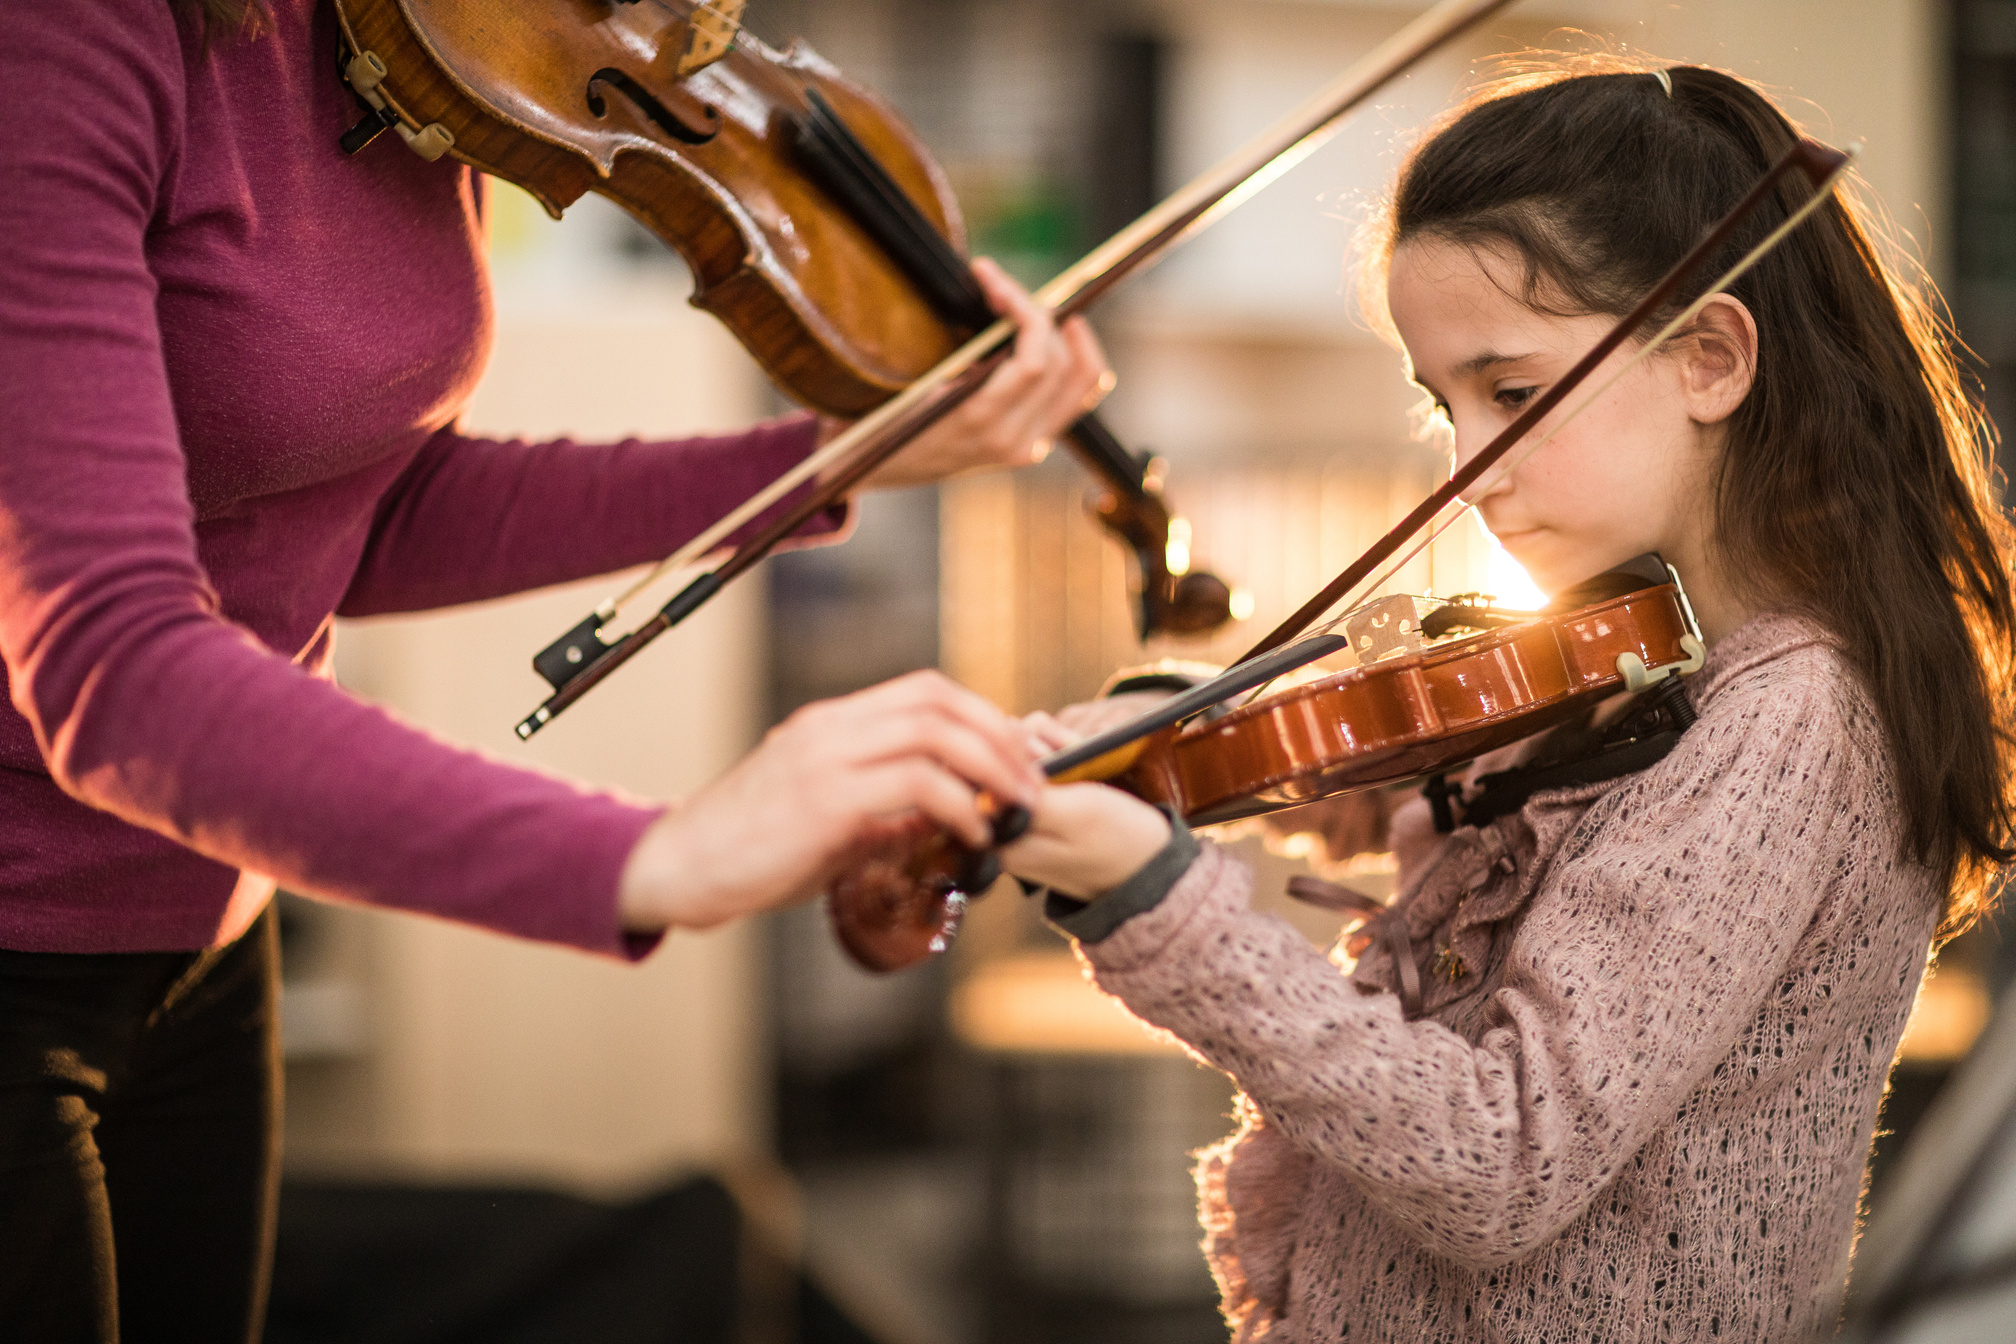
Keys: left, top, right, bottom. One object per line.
{"left": 329, "top": 0, "right": 1529, "bottom": 739}
{"left": 330, "top": 0, "right": 1235, "bottom": 665}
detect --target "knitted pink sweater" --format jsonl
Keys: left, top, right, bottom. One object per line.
{"left": 1074, "top": 614, "right": 1941, "bottom": 1342}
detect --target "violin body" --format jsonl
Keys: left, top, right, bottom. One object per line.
{"left": 1117, "top": 583, "right": 1699, "bottom": 826}
{"left": 334, "top": 0, "right": 967, "bottom": 414}
{"left": 828, "top": 583, "right": 1702, "bottom": 971}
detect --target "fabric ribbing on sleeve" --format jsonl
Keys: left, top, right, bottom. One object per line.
{"left": 340, "top": 414, "right": 848, "bottom": 616}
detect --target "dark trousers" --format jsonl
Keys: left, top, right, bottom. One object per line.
{"left": 0, "top": 908, "right": 281, "bottom": 1343}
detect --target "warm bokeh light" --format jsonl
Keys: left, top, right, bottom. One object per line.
{"left": 1897, "top": 964, "right": 1992, "bottom": 1063}
{"left": 1482, "top": 530, "right": 1549, "bottom": 610}
{"left": 951, "top": 953, "right": 1185, "bottom": 1056}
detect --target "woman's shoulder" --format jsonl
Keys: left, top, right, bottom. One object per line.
{"left": 10, "top": 0, "right": 193, "bottom": 170}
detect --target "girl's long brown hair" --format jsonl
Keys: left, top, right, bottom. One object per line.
{"left": 1364, "top": 56, "right": 2016, "bottom": 933}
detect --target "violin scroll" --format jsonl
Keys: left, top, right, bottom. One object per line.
{"left": 827, "top": 801, "right": 1031, "bottom": 973}
{"left": 1068, "top": 418, "right": 1236, "bottom": 639}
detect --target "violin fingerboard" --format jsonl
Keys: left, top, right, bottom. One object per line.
{"left": 679, "top": 0, "right": 746, "bottom": 77}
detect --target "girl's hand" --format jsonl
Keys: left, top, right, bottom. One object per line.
{"left": 826, "top": 259, "right": 1113, "bottom": 491}
{"left": 1001, "top": 782, "right": 1172, "bottom": 899}
{"left": 617, "top": 670, "right": 1042, "bottom": 932}
{"left": 1052, "top": 689, "right": 1178, "bottom": 741}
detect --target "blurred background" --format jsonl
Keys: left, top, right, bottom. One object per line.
{"left": 272, "top": 1, "right": 2013, "bottom": 1341}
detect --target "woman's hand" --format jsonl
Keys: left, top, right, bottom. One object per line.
{"left": 617, "top": 670, "right": 1042, "bottom": 932}
{"left": 825, "top": 258, "right": 1113, "bottom": 492}
{"left": 1001, "top": 783, "right": 1172, "bottom": 900}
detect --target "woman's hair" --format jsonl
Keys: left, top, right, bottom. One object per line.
{"left": 1362, "top": 54, "right": 2016, "bottom": 933}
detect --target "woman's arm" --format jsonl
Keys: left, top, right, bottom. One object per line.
{"left": 338, "top": 415, "right": 844, "bottom": 617}
{"left": 341, "top": 261, "right": 1108, "bottom": 617}
{"left": 0, "top": 2, "right": 1036, "bottom": 955}
{"left": 1026, "top": 661, "right": 1874, "bottom": 1268}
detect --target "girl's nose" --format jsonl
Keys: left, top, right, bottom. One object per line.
{"left": 1451, "top": 423, "right": 1512, "bottom": 507}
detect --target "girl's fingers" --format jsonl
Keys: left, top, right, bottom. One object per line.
{"left": 1020, "top": 710, "right": 1081, "bottom": 753}
{"left": 999, "top": 782, "right": 1173, "bottom": 896}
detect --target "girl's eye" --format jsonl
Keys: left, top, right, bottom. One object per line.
{"left": 1495, "top": 386, "right": 1540, "bottom": 411}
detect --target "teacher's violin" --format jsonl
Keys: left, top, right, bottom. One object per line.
{"left": 325, "top": 0, "right": 1528, "bottom": 735}
{"left": 329, "top": 0, "right": 1233, "bottom": 654}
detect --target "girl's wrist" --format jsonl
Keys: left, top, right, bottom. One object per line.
{"left": 1044, "top": 806, "right": 1199, "bottom": 944}
{"left": 1079, "top": 802, "right": 1175, "bottom": 894}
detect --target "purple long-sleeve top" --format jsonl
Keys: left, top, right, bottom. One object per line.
{"left": 0, "top": 0, "right": 846, "bottom": 956}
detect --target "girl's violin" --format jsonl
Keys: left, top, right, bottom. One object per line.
{"left": 828, "top": 574, "right": 1704, "bottom": 972}
{"left": 328, "top": 0, "right": 1230, "bottom": 643}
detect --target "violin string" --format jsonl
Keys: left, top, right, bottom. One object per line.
{"left": 1238, "top": 147, "right": 1858, "bottom": 706}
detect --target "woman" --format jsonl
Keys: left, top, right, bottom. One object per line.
{"left": 1003, "top": 59, "right": 2016, "bottom": 1341}
{"left": 0, "top": 1, "right": 1087, "bottom": 1338}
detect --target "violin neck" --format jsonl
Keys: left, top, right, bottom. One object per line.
{"left": 797, "top": 89, "right": 1155, "bottom": 506}
{"left": 797, "top": 89, "right": 995, "bottom": 328}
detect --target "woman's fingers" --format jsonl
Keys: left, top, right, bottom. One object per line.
{"left": 833, "top": 759, "right": 995, "bottom": 848}
{"left": 836, "top": 670, "right": 1042, "bottom": 793}
{"left": 1053, "top": 689, "right": 1177, "bottom": 739}
{"left": 1020, "top": 710, "right": 1081, "bottom": 754}
{"left": 975, "top": 260, "right": 1110, "bottom": 425}
{"left": 1058, "top": 317, "right": 1112, "bottom": 416}
{"left": 972, "top": 258, "right": 1091, "bottom": 444}
{"left": 846, "top": 263, "right": 1114, "bottom": 490}
{"left": 821, "top": 707, "right": 1041, "bottom": 814}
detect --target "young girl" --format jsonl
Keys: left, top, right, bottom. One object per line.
{"left": 1004, "top": 60, "right": 2016, "bottom": 1342}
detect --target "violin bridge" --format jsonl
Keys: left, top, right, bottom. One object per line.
{"left": 1344, "top": 594, "right": 1425, "bottom": 665}
{"left": 678, "top": 0, "right": 746, "bottom": 77}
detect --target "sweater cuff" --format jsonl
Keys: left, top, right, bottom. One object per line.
{"left": 1045, "top": 806, "right": 1197, "bottom": 943}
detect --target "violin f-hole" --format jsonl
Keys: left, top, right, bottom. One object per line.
{"left": 585, "top": 68, "right": 720, "bottom": 145}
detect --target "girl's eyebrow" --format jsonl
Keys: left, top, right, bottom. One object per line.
{"left": 1455, "top": 349, "right": 1540, "bottom": 376}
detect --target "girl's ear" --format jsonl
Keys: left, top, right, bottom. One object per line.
{"left": 1678, "top": 294, "right": 1759, "bottom": 426}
